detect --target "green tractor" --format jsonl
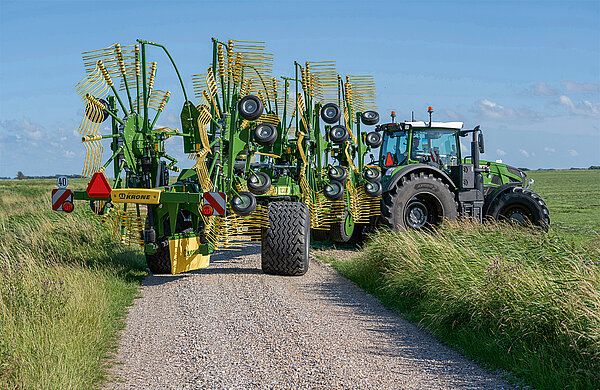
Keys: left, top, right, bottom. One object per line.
{"left": 375, "top": 107, "right": 550, "bottom": 230}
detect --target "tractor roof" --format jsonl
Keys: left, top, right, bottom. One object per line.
{"left": 405, "top": 121, "right": 464, "bottom": 130}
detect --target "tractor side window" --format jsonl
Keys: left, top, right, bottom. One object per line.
{"left": 380, "top": 131, "right": 408, "bottom": 167}
{"left": 411, "top": 129, "right": 459, "bottom": 169}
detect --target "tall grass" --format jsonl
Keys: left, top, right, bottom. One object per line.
{"left": 326, "top": 222, "right": 600, "bottom": 389}
{"left": 0, "top": 180, "right": 146, "bottom": 389}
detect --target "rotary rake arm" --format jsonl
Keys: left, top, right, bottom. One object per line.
{"left": 61, "top": 37, "right": 384, "bottom": 275}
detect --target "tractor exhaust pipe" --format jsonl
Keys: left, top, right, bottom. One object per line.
{"left": 471, "top": 125, "right": 484, "bottom": 195}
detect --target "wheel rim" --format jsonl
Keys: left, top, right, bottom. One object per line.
{"left": 403, "top": 193, "right": 443, "bottom": 229}
{"left": 324, "top": 107, "right": 337, "bottom": 119}
{"left": 243, "top": 100, "right": 257, "bottom": 114}
{"left": 405, "top": 201, "right": 428, "bottom": 228}
{"left": 501, "top": 205, "right": 532, "bottom": 225}
{"left": 344, "top": 213, "right": 354, "bottom": 236}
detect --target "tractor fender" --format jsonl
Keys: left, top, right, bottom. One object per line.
{"left": 383, "top": 164, "right": 456, "bottom": 193}
{"left": 482, "top": 182, "right": 522, "bottom": 216}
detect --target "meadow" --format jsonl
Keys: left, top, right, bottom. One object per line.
{"left": 0, "top": 179, "right": 146, "bottom": 389}
{"left": 320, "top": 169, "right": 600, "bottom": 390}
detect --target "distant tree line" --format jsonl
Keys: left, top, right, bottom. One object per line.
{"left": 4, "top": 171, "right": 83, "bottom": 180}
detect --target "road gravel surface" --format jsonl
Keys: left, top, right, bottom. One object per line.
{"left": 106, "top": 246, "right": 514, "bottom": 389}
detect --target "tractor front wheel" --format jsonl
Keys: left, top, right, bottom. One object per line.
{"left": 262, "top": 202, "right": 310, "bottom": 276}
{"left": 486, "top": 187, "right": 549, "bottom": 231}
{"left": 381, "top": 172, "right": 458, "bottom": 231}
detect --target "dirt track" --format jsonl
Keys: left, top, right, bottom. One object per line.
{"left": 106, "top": 246, "right": 513, "bottom": 389}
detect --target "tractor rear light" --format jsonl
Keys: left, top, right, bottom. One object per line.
{"left": 201, "top": 204, "right": 214, "bottom": 216}
{"left": 62, "top": 201, "right": 74, "bottom": 213}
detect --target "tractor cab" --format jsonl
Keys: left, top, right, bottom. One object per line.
{"left": 378, "top": 120, "right": 463, "bottom": 174}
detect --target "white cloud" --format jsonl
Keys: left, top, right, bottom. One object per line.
{"left": 476, "top": 99, "right": 538, "bottom": 120}
{"left": 496, "top": 148, "right": 506, "bottom": 156}
{"left": 544, "top": 147, "right": 556, "bottom": 153}
{"left": 519, "top": 149, "right": 530, "bottom": 158}
{"left": 561, "top": 80, "right": 599, "bottom": 93}
{"left": 569, "top": 149, "right": 579, "bottom": 156}
{"left": 558, "top": 95, "right": 600, "bottom": 117}
{"left": 530, "top": 82, "right": 558, "bottom": 96}
{"left": 443, "top": 109, "right": 462, "bottom": 121}
{"left": 64, "top": 151, "right": 75, "bottom": 158}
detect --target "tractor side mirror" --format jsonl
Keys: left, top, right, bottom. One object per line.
{"left": 478, "top": 133, "right": 485, "bottom": 154}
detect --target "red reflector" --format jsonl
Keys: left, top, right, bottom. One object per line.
{"left": 385, "top": 152, "right": 393, "bottom": 167}
{"left": 201, "top": 204, "right": 214, "bottom": 216}
{"left": 86, "top": 172, "right": 112, "bottom": 198}
{"left": 62, "top": 201, "right": 74, "bottom": 213}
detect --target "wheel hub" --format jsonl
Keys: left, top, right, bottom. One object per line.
{"left": 344, "top": 213, "right": 355, "bottom": 236}
{"left": 406, "top": 201, "right": 428, "bottom": 228}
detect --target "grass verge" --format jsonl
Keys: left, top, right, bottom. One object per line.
{"left": 0, "top": 180, "right": 146, "bottom": 389}
{"left": 320, "top": 222, "right": 600, "bottom": 390}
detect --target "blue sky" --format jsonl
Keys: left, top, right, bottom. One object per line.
{"left": 0, "top": 0, "right": 598, "bottom": 177}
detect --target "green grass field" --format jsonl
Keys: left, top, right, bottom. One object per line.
{"left": 319, "top": 169, "right": 600, "bottom": 390}
{"left": 0, "top": 179, "right": 146, "bottom": 389}
{"left": 527, "top": 170, "right": 600, "bottom": 240}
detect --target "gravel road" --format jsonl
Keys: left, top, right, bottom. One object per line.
{"left": 106, "top": 245, "right": 514, "bottom": 389}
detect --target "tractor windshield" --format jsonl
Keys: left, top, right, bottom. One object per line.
{"left": 380, "top": 131, "right": 409, "bottom": 167}
{"left": 411, "top": 129, "right": 459, "bottom": 169}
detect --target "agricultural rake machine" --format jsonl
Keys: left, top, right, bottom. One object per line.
{"left": 54, "top": 38, "right": 383, "bottom": 275}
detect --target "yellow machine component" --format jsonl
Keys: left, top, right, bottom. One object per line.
{"left": 304, "top": 61, "right": 338, "bottom": 103}
{"left": 169, "top": 236, "right": 210, "bottom": 274}
{"left": 120, "top": 205, "right": 144, "bottom": 247}
{"left": 345, "top": 75, "right": 378, "bottom": 112}
{"left": 81, "top": 136, "right": 103, "bottom": 178}
{"left": 296, "top": 93, "right": 309, "bottom": 132}
{"left": 111, "top": 189, "right": 162, "bottom": 204}
{"left": 192, "top": 148, "right": 213, "bottom": 192}
{"left": 75, "top": 65, "right": 110, "bottom": 103}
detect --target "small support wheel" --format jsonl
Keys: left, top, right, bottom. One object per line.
{"left": 360, "top": 111, "right": 380, "bottom": 126}
{"left": 247, "top": 172, "right": 272, "bottom": 195}
{"left": 329, "top": 125, "right": 350, "bottom": 144}
{"left": 231, "top": 191, "right": 257, "bottom": 216}
{"left": 327, "top": 165, "right": 348, "bottom": 182}
{"left": 331, "top": 211, "right": 354, "bottom": 243}
{"left": 321, "top": 103, "right": 341, "bottom": 124}
{"left": 237, "top": 95, "right": 264, "bottom": 121}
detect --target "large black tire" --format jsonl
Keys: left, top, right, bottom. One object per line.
{"left": 145, "top": 241, "right": 171, "bottom": 274}
{"left": 330, "top": 211, "right": 354, "bottom": 243}
{"left": 262, "top": 202, "right": 310, "bottom": 276}
{"left": 381, "top": 172, "right": 458, "bottom": 230}
{"left": 486, "top": 187, "right": 550, "bottom": 231}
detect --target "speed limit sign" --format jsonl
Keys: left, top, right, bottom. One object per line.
{"left": 57, "top": 176, "right": 68, "bottom": 188}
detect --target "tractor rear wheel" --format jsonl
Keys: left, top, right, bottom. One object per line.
{"left": 146, "top": 241, "right": 171, "bottom": 274}
{"left": 262, "top": 202, "right": 310, "bottom": 276}
{"left": 381, "top": 172, "right": 458, "bottom": 231}
{"left": 486, "top": 187, "right": 549, "bottom": 231}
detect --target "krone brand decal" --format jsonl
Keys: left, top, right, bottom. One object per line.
{"left": 111, "top": 189, "right": 162, "bottom": 204}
